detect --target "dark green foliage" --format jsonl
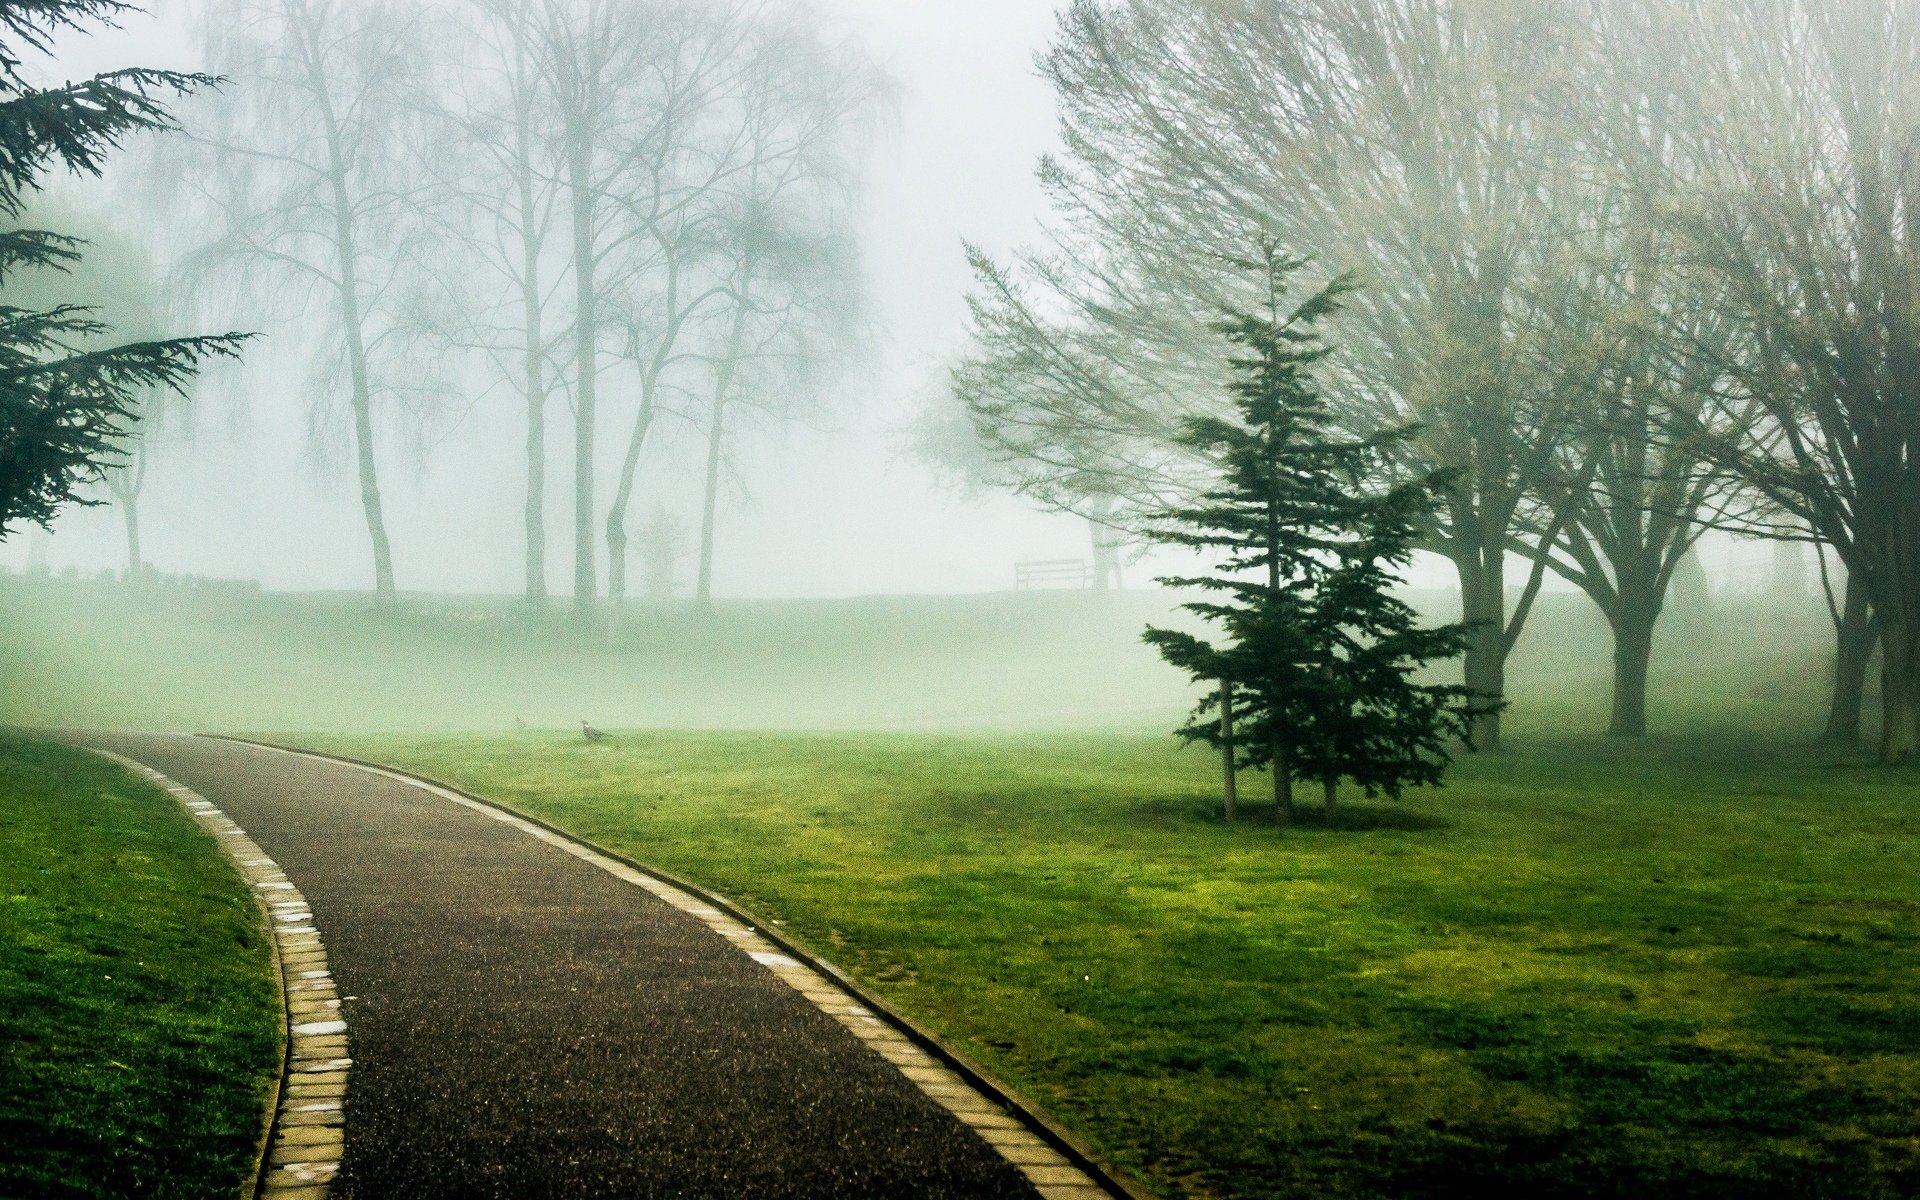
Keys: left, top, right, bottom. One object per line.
{"left": 1144, "top": 248, "right": 1487, "bottom": 810}
{"left": 0, "top": 0, "right": 241, "bottom": 536}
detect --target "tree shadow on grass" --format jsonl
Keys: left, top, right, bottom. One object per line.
{"left": 1296, "top": 802, "right": 1451, "bottom": 832}
{"left": 1134, "top": 796, "right": 1450, "bottom": 832}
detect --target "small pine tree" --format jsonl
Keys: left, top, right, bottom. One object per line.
{"left": 1144, "top": 246, "right": 1489, "bottom": 824}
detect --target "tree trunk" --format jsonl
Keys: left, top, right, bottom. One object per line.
{"left": 568, "top": 131, "right": 598, "bottom": 622}
{"left": 1456, "top": 549, "right": 1507, "bottom": 748}
{"left": 1879, "top": 617, "right": 1919, "bottom": 763}
{"left": 121, "top": 492, "right": 140, "bottom": 579}
{"left": 1607, "top": 602, "right": 1657, "bottom": 737}
{"left": 1266, "top": 494, "right": 1292, "bottom": 825}
{"left": 696, "top": 273, "right": 753, "bottom": 611}
{"left": 109, "top": 443, "right": 144, "bottom": 579}
{"left": 345, "top": 357, "right": 394, "bottom": 602}
{"left": 1272, "top": 740, "right": 1292, "bottom": 825}
{"left": 1089, "top": 518, "right": 1114, "bottom": 592}
{"left": 696, "top": 394, "right": 725, "bottom": 609}
{"left": 605, "top": 392, "right": 657, "bottom": 605}
{"left": 1219, "top": 679, "right": 1236, "bottom": 823}
{"left": 519, "top": 144, "right": 547, "bottom": 611}
{"left": 525, "top": 353, "right": 547, "bottom": 608}
{"left": 314, "top": 61, "right": 394, "bottom": 605}
{"left": 1823, "top": 573, "right": 1874, "bottom": 746}
{"left": 1088, "top": 495, "right": 1121, "bottom": 592}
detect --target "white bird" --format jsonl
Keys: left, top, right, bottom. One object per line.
{"left": 581, "top": 719, "right": 609, "bottom": 743}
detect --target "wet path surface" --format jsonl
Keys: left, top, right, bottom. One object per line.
{"left": 82, "top": 733, "right": 1040, "bottom": 1200}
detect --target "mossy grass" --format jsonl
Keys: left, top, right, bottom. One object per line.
{"left": 0, "top": 737, "right": 280, "bottom": 1199}
{"left": 300, "top": 726, "right": 1920, "bottom": 1199}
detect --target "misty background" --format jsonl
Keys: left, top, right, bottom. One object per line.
{"left": 11, "top": 0, "right": 1801, "bottom": 602}
{"left": 16, "top": 0, "right": 1098, "bottom": 598}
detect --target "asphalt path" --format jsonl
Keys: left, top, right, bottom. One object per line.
{"left": 82, "top": 733, "right": 1041, "bottom": 1200}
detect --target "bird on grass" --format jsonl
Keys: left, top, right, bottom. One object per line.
{"left": 581, "top": 719, "right": 609, "bottom": 744}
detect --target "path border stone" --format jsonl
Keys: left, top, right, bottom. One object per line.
{"left": 220, "top": 736, "right": 1153, "bottom": 1200}
{"left": 92, "top": 749, "right": 348, "bottom": 1200}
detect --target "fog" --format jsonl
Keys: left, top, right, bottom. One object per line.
{"left": 21, "top": 0, "right": 1093, "bottom": 598}
{"left": 0, "top": 0, "right": 1893, "bottom": 750}
{"left": 15, "top": 7, "right": 1920, "bottom": 1196}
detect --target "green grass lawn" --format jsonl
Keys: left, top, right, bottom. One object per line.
{"left": 0, "top": 737, "right": 280, "bottom": 1200}
{"left": 299, "top": 727, "right": 1920, "bottom": 1200}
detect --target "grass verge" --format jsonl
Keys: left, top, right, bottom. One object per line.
{"left": 301, "top": 727, "right": 1920, "bottom": 1200}
{"left": 0, "top": 737, "right": 280, "bottom": 1200}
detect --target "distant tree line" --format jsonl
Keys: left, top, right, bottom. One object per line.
{"left": 127, "top": 0, "right": 885, "bottom": 615}
{"left": 951, "top": 0, "right": 1920, "bottom": 763}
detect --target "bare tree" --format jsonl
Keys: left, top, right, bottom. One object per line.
{"left": 1510, "top": 0, "right": 1760, "bottom": 737}
{"left": 635, "top": 503, "right": 684, "bottom": 600}
{"left": 182, "top": 0, "right": 432, "bottom": 604}
{"left": 683, "top": 17, "right": 879, "bottom": 608}
{"left": 1667, "top": 0, "right": 1920, "bottom": 761}
{"left": 958, "top": 0, "right": 1593, "bottom": 746}
{"left": 596, "top": 0, "right": 763, "bottom": 606}
{"left": 532, "top": 0, "right": 664, "bottom": 622}
{"left": 408, "top": 0, "right": 570, "bottom": 609}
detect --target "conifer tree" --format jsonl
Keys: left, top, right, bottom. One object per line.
{"left": 1144, "top": 247, "right": 1487, "bottom": 824}
{"left": 0, "top": 0, "right": 242, "bottom": 535}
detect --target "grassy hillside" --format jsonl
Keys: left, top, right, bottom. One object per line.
{"left": 0, "top": 572, "right": 1847, "bottom": 739}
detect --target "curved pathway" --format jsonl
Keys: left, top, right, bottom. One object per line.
{"left": 81, "top": 733, "right": 1082, "bottom": 1200}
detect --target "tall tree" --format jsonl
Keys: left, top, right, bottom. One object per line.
{"left": 1666, "top": 0, "right": 1920, "bottom": 761}
{"left": 184, "top": 0, "right": 430, "bottom": 604}
{"left": 0, "top": 4, "right": 239, "bottom": 537}
{"left": 684, "top": 12, "right": 879, "bottom": 607}
{"left": 410, "top": 0, "right": 569, "bottom": 609}
{"left": 1144, "top": 251, "right": 1480, "bottom": 824}
{"left": 534, "top": 0, "right": 653, "bottom": 621}
{"left": 596, "top": 0, "right": 762, "bottom": 606}
{"left": 1511, "top": 1, "right": 1756, "bottom": 737}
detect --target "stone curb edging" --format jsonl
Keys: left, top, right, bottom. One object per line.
{"left": 91, "top": 750, "right": 349, "bottom": 1200}
{"left": 215, "top": 736, "right": 1154, "bottom": 1200}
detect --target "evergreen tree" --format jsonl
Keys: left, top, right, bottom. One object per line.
{"left": 1144, "top": 247, "right": 1488, "bottom": 824}
{"left": 0, "top": 0, "right": 242, "bottom": 535}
